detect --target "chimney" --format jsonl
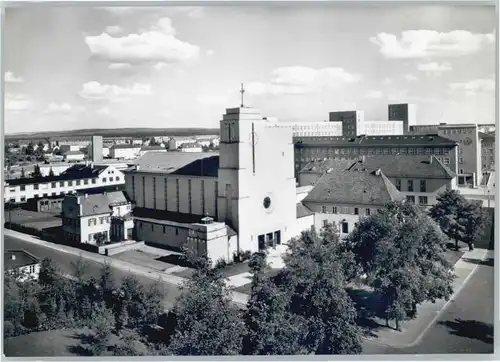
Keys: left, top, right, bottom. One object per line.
{"left": 11, "top": 255, "right": 16, "bottom": 260}
{"left": 374, "top": 168, "right": 381, "bottom": 176}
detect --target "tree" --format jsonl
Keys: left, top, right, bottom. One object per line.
{"left": 243, "top": 251, "right": 307, "bottom": 355}
{"left": 166, "top": 251, "right": 245, "bottom": 356}
{"left": 113, "top": 330, "right": 146, "bottom": 356}
{"left": 90, "top": 306, "right": 115, "bottom": 355}
{"left": 48, "top": 167, "right": 55, "bottom": 177}
{"left": 31, "top": 164, "right": 42, "bottom": 178}
{"left": 430, "top": 190, "right": 488, "bottom": 251}
{"left": 346, "top": 201, "right": 455, "bottom": 331}
{"left": 25, "top": 142, "right": 34, "bottom": 155}
{"left": 280, "top": 226, "right": 362, "bottom": 354}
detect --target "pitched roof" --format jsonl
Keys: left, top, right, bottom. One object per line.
{"left": 5, "top": 164, "right": 110, "bottom": 186}
{"left": 129, "top": 151, "right": 219, "bottom": 175}
{"left": 133, "top": 207, "right": 208, "bottom": 224}
{"left": 141, "top": 146, "right": 165, "bottom": 151}
{"left": 303, "top": 169, "right": 404, "bottom": 206}
{"left": 293, "top": 134, "right": 458, "bottom": 147}
{"left": 112, "top": 144, "right": 141, "bottom": 150}
{"left": 296, "top": 203, "right": 314, "bottom": 218}
{"left": 5, "top": 250, "right": 40, "bottom": 270}
{"left": 72, "top": 190, "right": 129, "bottom": 216}
{"left": 302, "top": 155, "right": 455, "bottom": 179}
{"left": 64, "top": 150, "right": 84, "bottom": 155}
{"left": 180, "top": 142, "right": 202, "bottom": 149}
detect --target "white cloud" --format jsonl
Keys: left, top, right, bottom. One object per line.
{"left": 370, "top": 30, "right": 494, "bottom": 59}
{"left": 84, "top": 17, "right": 200, "bottom": 66}
{"left": 100, "top": 7, "right": 134, "bottom": 16}
{"left": 153, "top": 62, "right": 169, "bottom": 70}
{"left": 382, "top": 78, "right": 393, "bottom": 86}
{"left": 364, "top": 90, "right": 384, "bottom": 99}
{"left": 105, "top": 25, "right": 123, "bottom": 34}
{"left": 417, "top": 62, "right": 452, "bottom": 75}
{"left": 5, "top": 93, "right": 31, "bottom": 111}
{"left": 450, "top": 78, "right": 495, "bottom": 95}
{"left": 97, "top": 107, "right": 113, "bottom": 117}
{"left": 403, "top": 74, "right": 418, "bottom": 81}
{"left": 174, "top": 6, "right": 205, "bottom": 18}
{"left": 108, "top": 63, "right": 132, "bottom": 70}
{"left": 246, "top": 66, "right": 361, "bottom": 95}
{"left": 45, "top": 102, "right": 73, "bottom": 113}
{"left": 206, "top": 49, "right": 214, "bottom": 56}
{"left": 79, "top": 81, "right": 152, "bottom": 102}
{"left": 5, "top": 71, "right": 24, "bottom": 83}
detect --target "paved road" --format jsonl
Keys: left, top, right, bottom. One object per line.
{"left": 4, "top": 234, "right": 183, "bottom": 310}
{"left": 363, "top": 258, "right": 495, "bottom": 354}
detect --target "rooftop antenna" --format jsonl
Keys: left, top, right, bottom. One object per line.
{"left": 240, "top": 83, "right": 245, "bottom": 108}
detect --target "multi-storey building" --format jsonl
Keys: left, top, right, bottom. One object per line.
{"left": 4, "top": 164, "right": 125, "bottom": 203}
{"left": 110, "top": 144, "right": 141, "bottom": 160}
{"left": 280, "top": 121, "right": 343, "bottom": 137}
{"left": 301, "top": 168, "right": 404, "bottom": 236}
{"left": 293, "top": 134, "right": 459, "bottom": 178}
{"left": 298, "top": 155, "right": 457, "bottom": 206}
{"left": 410, "top": 123, "right": 481, "bottom": 186}
{"left": 388, "top": 103, "right": 417, "bottom": 135}
{"left": 62, "top": 191, "right": 134, "bottom": 245}
{"left": 329, "top": 110, "right": 365, "bottom": 137}
{"left": 480, "top": 132, "right": 495, "bottom": 171}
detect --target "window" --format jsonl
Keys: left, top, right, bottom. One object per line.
{"left": 59, "top": 182, "right": 64, "bottom": 187}
{"left": 321, "top": 206, "right": 327, "bottom": 213}
{"left": 68, "top": 180, "right": 73, "bottom": 186}
{"left": 435, "top": 148, "right": 442, "bottom": 155}
{"left": 20, "top": 185, "right": 26, "bottom": 191}
{"left": 459, "top": 158, "right": 464, "bottom": 164}
{"left": 92, "top": 178, "right": 97, "bottom": 184}
{"left": 20, "top": 196, "right": 26, "bottom": 202}
{"left": 420, "top": 180, "right": 426, "bottom": 192}
{"left": 84, "top": 179, "right": 89, "bottom": 185}
{"left": 408, "top": 180, "right": 414, "bottom": 192}
{"left": 102, "top": 178, "right": 107, "bottom": 183}
{"left": 443, "top": 157, "right": 450, "bottom": 165}
{"left": 417, "top": 148, "right": 424, "bottom": 155}
{"left": 395, "top": 179, "right": 401, "bottom": 191}
{"left": 443, "top": 148, "right": 450, "bottom": 155}
{"left": 76, "top": 180, "right": 81, "bottom": 186}
{"left": 408, "top": 148, "right": 415, "bottom": 155}
{"left": 354, "top": 207, "right": 359, "bottom": 215}
{"left": 139, "top": 222, "right": 143, "bottom": 229}
{"left": 151, "top": 224, "right": 154, "bottom": 231}
{"left": 115, "top": 176, "right": 120, "bottom": 181}
{"left": 419, "top": 196, "right": 428, "bottom": 205}
{"left": 34, "top": 184, "right": 39, "bottom": 190}
{"left": 163, "top": 225, "right": 166, "bottom": 234}
{"left": 51, "top": 182, "right": 56, "bottom": 188}
{"left": 460, "top": 168, "right": 464, "bottom": 174}
{"left": 323, "top": 220, "right": 328, "bottom": 228}
{"left": 109, "top": 177, "right": 114, "bottom": 182}
{"left": 341, "top": 222, "right": 348, "bottom": 234}
{"left": 406, "top": 195, "right": 415, "bottom": 203}
{"left": 175, "top": 228, "right": 179, "bottom": 236}
{"left": 365, "top": 208, "right": 371, "bottom": 216}
{"left": 425, "top": 148, "right": 432, "bottom": 155}
{"left": 332, "top": 206, "right": 338, "bottom": 214}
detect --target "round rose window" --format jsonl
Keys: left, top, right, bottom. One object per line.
{"left": 263, "top": 197, "right": 271, "bottom": 209}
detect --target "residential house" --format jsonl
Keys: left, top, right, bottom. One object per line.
{"left": 110, "top": 144, "right": 141, "bottom": 160}
{"left": 179, "top": 142, "right": 203, "bottom": 153}
{"left": 64, "top": 150, "right": 86, "bottom": 162}
{"left": 4, "top": 250, "right": 41, "bottom": 282}
{"left": 62, "top": 190, "right": 134, "bottom": 245}
{"left": 139, "top": 145, "right": 167, "bottom": 157}
{"left": 301, "top": 168, "right": 404, "bottom": 236}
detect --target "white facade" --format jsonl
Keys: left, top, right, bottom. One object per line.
{"left": 103, "top": 146, "right": 110, "bottom": 157}
{"left": 40, "top": 164, "right": 71, "bottom": 176}
{"left": 169, "top": 137, "right": 196, "bottom": 150}
{"left": 5, "top": 251, "right": 41, "bottom": 282}
{"left": 279, "top": 121, "right": 343, "bottom": 137}
{"left": 358, "top": 120, "right": 404, "bottom": 136}
{"left": 4, "top": 165, "right": 125, "bottom": 203}
{"left": 110, "top": 146, "right": 141, "bottom": 160}
{"left": 65, "top": 152, "right": 86, "bottom": 162}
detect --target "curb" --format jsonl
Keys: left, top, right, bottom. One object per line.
{"left": 362, "top": 248, "right": 490, "bottom": 350}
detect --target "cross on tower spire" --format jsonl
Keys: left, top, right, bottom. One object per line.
{"left": 240, "top": 83, "right": 245, "bottom": 108}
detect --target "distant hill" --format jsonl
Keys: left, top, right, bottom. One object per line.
{"left": 5, "top": 127, "right": 220, "bottom": 141}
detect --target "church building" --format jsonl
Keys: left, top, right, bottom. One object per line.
{"left": 124, "top": 106, "right": 309, "bottom": 265}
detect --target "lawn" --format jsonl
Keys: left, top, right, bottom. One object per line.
{"left": 3, "top": 327, "right": 148, "bottom": 357}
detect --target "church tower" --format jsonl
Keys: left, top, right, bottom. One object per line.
{"left": 217, "top": 85, "right": 297, "bottom": 253}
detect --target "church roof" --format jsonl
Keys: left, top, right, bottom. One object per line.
{"left": 303, "top": 169, "right": 404, "bottom": 206}
{"left": 133, "top": 207, "right": 210, "bottom": 224}
{"left": 129, "top": 151, "right": 219, "bottom": 176}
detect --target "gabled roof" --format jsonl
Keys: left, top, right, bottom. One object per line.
{"left": 303, "top": 169, "right": 404, "bottom": 206}
{"left": 293, "top": 134, "right": 458, "bottom": 147}
{"left": 302, "top": 155, "right": 455, "bottom": 179}
{"left": 180, "top": 142, "right": 202, "bottom": 149}
{"left": 296, "top": 203, "right": 314, "bottom": 218}
{"left": 5, "top": 164, "right": 110, "bottom": 186}
{"left": 5, "top": 250, "right": 40, "bottom": 270}
{"left": 172, "top": 156, "right": 219, "bottom": 177}
{"left": 112, "top": 144, "right": 141, "bottom": 150}
{"left": 133, "top": 207, "right": 208, "bottom": 224}
{"left": 64, "top": 150, "right": 84, "bottom": 155}
{"left": 68, "top": 190, "right": 130, "bottom": 216}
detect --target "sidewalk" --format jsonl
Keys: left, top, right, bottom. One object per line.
{"left": 4, "top": 229, "right": 249, "bottom": 308}
{"left": 362, "top": 247, "right": 492, "bottom": 348}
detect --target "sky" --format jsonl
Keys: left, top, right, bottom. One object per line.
{"left": 4, "top": 5, "right": 496, "bottom": 134}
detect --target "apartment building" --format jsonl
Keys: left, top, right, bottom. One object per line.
{"left": 62, "top": 191, "right": 133, "bottom": 245}
{"left": 480, "top": 132, "right": 495, "bottom": 171}
{"left": 301, "top": 168, "right": 404, "bottom": 236}
{"left": 410, "top": 123, "right": 481, "bottom": 186}
{"left": 298, "top": 155, "right": 456, "bottom": 206}
{"left": 110, "top": 144, "right": 141, "bottom": 160}
{"left": 293, "top": 134, "right": 459, "bottom": 178}
{"left": 4, "top": 164, "right": 125, "bottom": 203}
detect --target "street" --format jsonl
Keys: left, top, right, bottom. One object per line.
{"left": 4, "top": 234, "right": 183, "bottom": 310}
{"left": 363, "top": 258, "right": 495, "bottom": 354}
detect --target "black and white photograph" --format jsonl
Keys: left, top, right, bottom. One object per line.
{"left": 2, "top": 2, "right": 497, "bottom": 357}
